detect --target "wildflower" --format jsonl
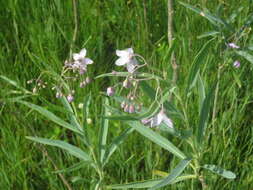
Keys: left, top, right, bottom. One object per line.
{"left": 107, "top": 87, "right": 115, "bottom": 96}
{"left": 233, "top": 60, "right": 240, "bottom": 68}
{"left": 115, "top": 48, "right": 138, "bottom": 73}
{"left": 71, "top": 48, "right": 93, "bottom": 74}
{"left": 228, "top": 43, "right": 240, "bottom": 49}
{"left": 129, "top": 105, "right": 135, "bottom": 113}
{"left": 141, "top": 109, "right": 173, "bottom": 128}
{"left": 67, "top": 94, "right": 74, "bottom": 102}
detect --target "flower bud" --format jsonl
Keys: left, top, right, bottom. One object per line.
{"left": 67, "top": 94, "right": 74, "bottom": 102}
{"left": 85, "top": 77, "right": 92, "bottom": 84}
{"left": 121, "top": 101, "right": 126, "bottom": 109}
{"left": 233, "top": 60, "right": 240, "bottom": 68}
{"left": 56, "top": 92, "right": 62, "bottom": 98}
{"left": 123, "top": 104, "right": 129, "bottom": 112}
{"left": 87, "top": 118, "right": 92, "bottom": 124}
{"left": 141, "top": 118, "right": 150, "bottom": 125}
{"left": 80, "top": 81, "right": 86, "bottom": 88}
{"left": 107, "top": 87, "right": 115, "bottom": 96}
{"left": 123, "top": 79, "right": 131, "bottom": 88}
{"left": 129, "top": 105, "right": 135, "bottom": 113}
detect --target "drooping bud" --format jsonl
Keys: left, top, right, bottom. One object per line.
{"left": 80, "top": 81, "right": 86, "bottom": 88}
{"left": 233, "top": 60, "right": 240, "bottom": 68}
{"left": 129, "top": 104, "right": 135, "bottom": 113}
{"left": 121, "top": 101, "right": 126, "bottom": 109}
{"left": 123, "top": 79, "right": 131, "bottom": 88}
{"left": 85, "top": 77, "right": 92, "bottom": 84}
{"left": 67, "top": 94, "right": 74, "bottom": 102}
{"left": 56, "top": 92, "right": 62, "bottom": 98}
{"left": 87, "top": 118, "right": 92, "bottom": 124}
{"left": 107, "top": 87, "right": 115, "bottom": 96}
{"left": 123, "top": 104, "right": 129, "bottom": 112}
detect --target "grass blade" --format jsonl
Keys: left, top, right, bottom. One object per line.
{"left": 53, "top": 161, "right": 87, "bottom": 174}
{"left": 127, "top": 121, "right": 186, "bottom": 159}
{"left": 0, "top": 75, "right": 31, "bottom": 94}
{"left": 103, "top": 127, "right": 134, "bottom": 166}
{"left": 149, "top": 158, "right": 192, "bottom": 190}
{"left": 18, "top": 100, "right": 83, "bottom": 135}
{"left": 26, "top": 136, "right": 91, "bottom": 161}
{"left": 99, "top": 98, "right": 109, "bottom": 163}
{"left": 179, "top": 2, "right": 229, "bottom": 27}
{"left": 203, "top": 164, "right": 236, "bottom": 179}
{"left": 197, "top": 84, "right": 215, "bottom": 144}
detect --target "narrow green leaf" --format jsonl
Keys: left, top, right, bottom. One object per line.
{"left": 236, "top": 51, "right": 253, "bottom": 64}
{"left": 0, "top": 75, "right": 31, "bottom": 94}
{"left": 197, "top": 31, "right": 220, "bottom": 39}
{"left": 203, "top": 164, "right": 236, "bottom": 179}
{"left": 197, "top": 74, "right": 206, "bottom": 114}
{"left": 99, "top": 98, "right": 110, "bottom": 163}
{"left": 149, "top": 158, "right": 192, "bottom": 190}
{"left": 26, "top": 136, "right": 91, "bottom": 161}
{"left": 53, "top": 161, "right": 87, "bottom": 174}
{"left": 179, "top": 2, "right": 229, "bottom": 27}
{"left": 197, "top": 84, "right": 216, "bottom": 144}
{"left": 127, "top": 121, "right": 186, "bottom": 159}
{"left": 186, "top": 39, "right": 213, "bottom": 96}
{"left": 18, "top": 100, "right": 83, "bottom": 135}
{"left": 108, "top": 174, "right": 196, "bottom": 189}
{"left": 103, "top": 127, "right": 134, "bottom": 166}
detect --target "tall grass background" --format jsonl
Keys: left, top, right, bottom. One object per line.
{"left": 0, "top": 0, "right": 253, "bottom": 189}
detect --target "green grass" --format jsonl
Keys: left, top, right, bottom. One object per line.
{"left": 1, "top": 0, "right": 253, "bottom": 189}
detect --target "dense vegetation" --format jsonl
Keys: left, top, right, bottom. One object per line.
{"left": 1, "top": 0, "right": 253, "bottom": 189}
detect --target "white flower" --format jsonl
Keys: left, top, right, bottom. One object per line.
{"left": 141, "top": 109, "right": 173, "bottom": 128}
{"left": 228, "top": 43, "right": 239, "bottom": 49}
{"left": 72, "top": 48, "right": 93, "bottom": 74}
{"left": 115, "top": 48, "right": 138, "bottom": 73}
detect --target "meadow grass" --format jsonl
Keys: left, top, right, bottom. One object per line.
{"left": 0, "top": 0, "right": 253, "bottom": 189}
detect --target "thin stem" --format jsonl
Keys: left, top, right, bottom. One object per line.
{"left": 69, "top": 0, "right": 78, "bottom": 60}
{"left": 167, "top": 0, "right": 178, "bottom": 101}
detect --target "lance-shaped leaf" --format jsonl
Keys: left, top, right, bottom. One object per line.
{"left": 53, "top": 161, "right": 87, "bottom": 174}
{"left": 203, "top": 164, "right": 236, "bottom": 179}
{"left": 26, "top": 137, "right": 91, "bottom": 161}
{"left": 108, "top": 174, "right": 195, "bottom": 189}
{"left": 127, "top": 121, "right": 186, "bottom": 159}
{"left": 186, "top": 39, "right": 213, "bottom": 96}
{"left": 0, "top": 75, "right": 31, "bottom": 94}
{"left": 149, "top": 158, "right": 192, "bottom": 189}
{"left": 18, "top": 100, "right": 83, "bottom": 135}
{"left": 236, "top": 51, "right": 253, "bottom": 64}
{"left": 197, "top": 84, "right": 215, "bottom": 144}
